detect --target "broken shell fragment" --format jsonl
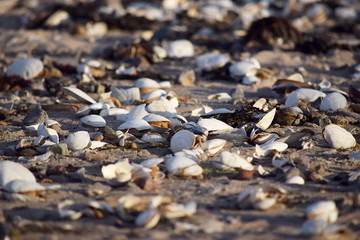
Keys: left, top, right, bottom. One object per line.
{"left": 320, "top": 92, "right": 347, "bottom": 111}
{"left": 323, "top": 124, "right": 356, "bottom": 149}
{"left": 286, "top": 175, "right": 305, "bottom": 185}
{"left": 170, "top": 130, "right": 196, "bottom": 153}
{"left": 197, "top": 118, "right": 233, "bottom": 131}
{"left": 81, "top": 115, "right": 106, "bottom": 127}
{"left": 306, "top": 200, "right": 338, "bottom": 223}
{"left": 101, "top": 159, "right": 132, "bottom": 186}
{"left": 7, "top": 58, "right": 44, "bottom": 80}
{"left": 256, "top": 108, "right": 276, "bottom": 130}
{"left": 64, "top": 131, "right": 91, "bottom": 151}
{"left": 202, "top": 139, "right": 226, "bottom": 156}
{"left": 254, "top": 141, "right": 288, "bottom": 158}
{"left": 135, "top": 209, "right": 161, "bottom": 229}
{"left": 63, "top": 86, "right": 97, "bottom": 104}
{"left": 216, "top": 151, "right": 254, "bottom": 170}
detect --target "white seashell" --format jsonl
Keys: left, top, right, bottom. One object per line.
{"left": 127, "top": 2, "right": 164, "bottom": 21}
{"left": 202, "top": 139, "right": 226, "bottom": 156}
{"left": 76, "top": 105, "right": 92, "bottom": 116}
{"left": 216, "top": 151, "right": 254, "bottom": 170}
{"left": 126, "top": 104, "right": 148, "bottom": 121}
{"left": 0, "top": 161, "right": 36, "bottom": 187}
{"left": 111, "top": 87, "right": 140, "bottom": 104}
{"left": 181, "top": 164, "right": 203, "bottom": 177}
{"left": 272, "top": 155, "right": 288, "bottom": 168}
{"left": 207, "top": 92, "right": 232, "bottom": 101}
{"left": 253, "top": 98, "right": 267, "bottom": 110}
{"left": 135, "top": 209, "right": 161, "bottom": 229}
{"left": 159, "top": 81, "right": 171, "bottom": 88}
{"left": 242, "top": 74, "right": 260, "bottom": 85}
{"left": 323, "top": 124, "right": 356, "bottom": 149}
{"left": 174, "top": 149, "right": 201, "bottom": 163}
{"left": 101, "top": 159, "right": 132, "bottom": 185}
{"left": 165, "top": 156, "right": 198, "bottom": 175}
{"left": 253, "top": 197, "right": 277, "bottom": 210}
{"left": 196, "top": 53, "right": 230, "bottom": 71}
{"left": 88, "top": 201, "right": 114, "bottom": 214}
{"left": 250, "top": 129, "right": 278, "bottom": 145}
{"left": 140, "top": 158, "right": 164, "bottom": 168}
{"left": 285, "top": 88, "right": 326, "bottom": 108}
{"left": 163, "top": 201, "right": 197, "bottom": 219}
{"left": 89, "top": 141, "right": 107, "bottom": 149}
{"left": 46, "top": 127, "right": 59, "bottom": 144}
{"left": 3, "top": 179, "right": 44, "bottom": 193}
{"left": 62, "top": 87, "right": 97, "bottom": 104}
{"left": 100, "top": 108, "right": 128, "bottom": 117}
{"left": 80, "top": 115, "right": 106, "bottom": 127}
{"left": 200, "top": 108, "right": 233, "bottom": 117}
{"left": 118, "top": 118, "right": 151, "bottom": 131}
{"left": 64, "top": 131, "right": 91, "bottom": 151}
{"left": 319, "top": 92, "right": 347, "bottom": 111}
{"left": 143, "top": 89, "right": 166, "bottom": 102}
{"left": 144, "top": 114, "right": 170, "bottom": 124}
{"left": 256, "top": 108, "right": 276, "bottom": 130}
{"left": 135, "top": 77, "right": 160, "bottom": 94}
{"left": 306, "top": 200, "right": 338, "bottom": 223}
{"left": 191, "top": 105, "right": 213, "bottom": 117}
{"left": 7, "top": 58, "right": 44, "bottom": 80}
{"left": 287, "top": 73, "right": 304, "bottom": 82}
{"left": 146, "top": 97, "right": 177, "bottom": 118}
{"left": 255, "top": 141, "right": 288, "bottom": 158}
{"left": 286, "top": 176, "right": 305, "bottom": 185}
{"left": 197, "top": 118, "right": 233, "bottom": 131}
{"left": 229, "top": 58, "right": 261, "bottom": 79}
{"left": 165, "top": 91, "right": 179, "bottom": 108}
{"left": 170, "top": 130, "right": 196, "bottom": 153}
{"left": 44, "top": 10, "right": 70, "bottom": 26}
{"left": 300, "top": 219, "right": 327, "bottom": 235}
{"left": 166, "top": 39, "right": 194, "bottom": 58}
{"left": 141, "top": 132, "right": 167, "bottom": 144}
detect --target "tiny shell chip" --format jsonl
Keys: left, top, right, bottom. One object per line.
{"left": 319, "top": 92, "right": 347, "bottom": 111}
{"left": 65, "top": 131, "right": 91, "bottom": 151}
{"left": 0, "top": 161, "right": 36, "bottom": 187}
{"left": 170, "top": 130, "right": 196, "bottom": 153}
{"left": 197, "top": 118, "right": 233, "bottom": 131}
{"left": 166, "top": 39, "right": 194, "bottom": 58}
{"left": 81, "top": 115, "right": 106, "bottom": 127}
{"left": 3, "top": 179, "right": 44, "bottom": 193}
{"left": 196, "top": 53, "right": 230, "bottom": 71}
{"left": 323, "top": 124, "right": 356, "bottom": 149}
{"left": 7, "top": 58, "right": 44, "bottom": 80}
{"left": 306, "top": 200, "right": 338, "bottom": 223}
{"left": 285, "top": 88, "right": 326, "bottom": 108}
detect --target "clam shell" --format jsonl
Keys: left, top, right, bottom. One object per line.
{"left": 196, "top": 53, "right": 230, "bottom": 71}
{"left": 143, "top": 89, "right": 167, "bottom": 102}
{"left": 256, "top": 108, "right": 276, "bottom": 130}
{"left": 64, "top": 131, "right": 91, "bottom": 151}
{"left": 126, "top": 103, "right": 148, "bottom": 121}
{"left": 140, "top": 158, "right": 164, "bottom": 168}
{"left": 166, "top": 39, "right": 194, "bottom": 58}
{"left": 306, "top": 200, "right": 338, "bottom": 223}
{"left": 191, "top": 105, "right": 213, "bottom": 117}
{"left": 144, "top": 114, "right": 170, "bottom": 126}
{"left": 165, "top": 156, "right": 198, "bottom": 174}
{"left": 7, "top": 58, "right": 44, "bottom": 80}
{"left": 81, "top": 115, "right": 106, "bottom": 127}
{"left": 301, "top": 219, "right": 327, "bottom": 235}
{"left": 135, "top": 78, "right": 160, "bottom": 94}
{"left": 162, "top": 201, "right": 197, "bottom": 219}
{"left": 285, "top": 88, "right": 326, "bottom": 107}
{"left": 323, "top": 124, "right": 356, "bottom": 149}
{"left": 62, "top": 87, "right": 96, "bottom": 104}
{"left": 0, "top": 161, "right": 36, "bottom": 187}
{"left": 89, "top": 141, "right": 107, "bottom": 149}
{"left": 229, "top": 58, "right": 261, "bottom": 79}
{"left": 255, "top": 141, "right": 288, "bottom": 158}
{"left": 253, "top": 197, "right": 277, "bottom": 210}
{"left": 111, "top": 87, "right": 140, "bottom": 104}
{"left": 285, "top": 176, "right": 305, "bottom": 185}
{"left": 217, "top": 151, "right": 254, "bottom": 170}
{"left": 181, "top": 164, "right": 203, "bottom": 177}
{"left": 197, "top": 118, "right": 233, "bottom": 131}
{"left": 135, "top": 209, "right": 161, "bottom": 229}
{"left": 288, "top": 73, "right": 304, "bottom": 82}
{"left": 146, "top": 97, "right": 177, "bottom": 118}
{"left": 202, "top": 139, "right": 226, "bottom": 156}
{"left": 170, "top": 130, "right": 196, "bottom": 153}
{"left": 3, "top": 179, "right": 44, "bottom": 193}
{"left": 320, "top": 92, "right": 347, "bottom": 111}
{"left": 118, "top": 118, "right": 151, "bottom": 131}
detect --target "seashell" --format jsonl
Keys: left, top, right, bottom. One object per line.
{"left": 101, "top": 159, "right": 132, "bottom": 186}
{"left": 44, "top": 10, "right": 70, "bottom": 27}
{"left": 88, "top": 201, "right": 114, "bottom": 214}
{"left": 64, "top": 131, "right": 91, "bottom": 151}
{"left": 285, "top": 88, "right": 326, "bottom": 108}
{"left": 197, "top": 118, "right": 233, "bottom": 132}
{"left": 320, "top": 92, "right": 347, "bottom": 111}
{"left": 89, "top": 141, "right": 107, "bottom": 149}
{"left": 196, "top": 53, "right": 230, "bottom": 71}
{"left": 250, "top": 129, "right": 278, "bottom": 145}
{"left": 143, "top": 89, "right": 167, "bottom": 103}
{"left": 288, "top": 73, "right": 304, "bottom": 82}
{"left": 165, "top": 156, "right": 200, "bottom": 175}
{"left": 254, "top": 141, "right": 288, "bottom": 158}
{"left": 216, "top": 151, "right": 254, "bottom": 170}
{"left": 125, "top": 104, "right": 148, "bottom": 121}
{"left": 58, "top": 200, "right": 83, "bottom": 220}
{"left": 256, "top": 108, "right": 276, "bottom": 130}
{"left": 300, "top": 218, "right": 327, "bottom": 235}
{"left": 207, "top": 92, "right": 232, "bottom": 101}
{"left": 253, "top": 98, "right": 268, "bottom": 110}
{"left": 140, "top": 158, "right": 164, "bottom": 168}
{"left": 306, "top": 200, "right": 338, "bottom": 223}
{"left": 166, "top": 39, "right": 194, "bottom": 58}
{"left": 162, "top": 201, "right": 197, "bottom": 219}
{"left": 80, "top": 115, "right": 106, "bottom": 128}
{"left": 323, "top": 124, "right": 356, "bottom": 149}
{"left": 7, "top": 58, "right": 44, "bottom": 80}
{"left": 118, "top": 118, "right": 151, "bottom": 131}
{"left": 229, "top": 58, "right": 261, "bottom": 80}
{"left": 144, "top": 114, "right": 170, "bottom": 128}
{"left": 100, "top": 108, "right": 128, "bottom": 117}
{"left": 191, "top": 105, "right": 213, "bottom": 117}
{"left": 62, "top": 86, "right": 97, "bottom": 104}
{"left": 0, "top": 161, "right": 36, "bottom": 187}
{"left": 3, "top": 179, "right": 45, "bottom": 193}
{"left": 159, "top": 81, "right": 171, "bottom": 88}
{"left": 165, "top": 91, "right": 179, "bottom": 108}
{"left": 127, "top": 2, "right": 164, "bottom": 20}
{"left": 45, "top": 127, "right": 59, "bottom": 144}
{"left": 253, "top": 197, "right": 277, "bottom": 210}
{"left": 135, "top": 77, "right": 160, "bottom": 94}
{"left": 243, "top": 71, "right": 261, "bottom": 85}
{"left": 85, "top": 22, "right": 108, "bottom": 37}
{"left": 170, "top": 130, "right": 196, "bottom": 153}
{"left": 146, "top": 97, "right": 177, "bottom": 118}
{"left": 285, "top": 175, "right": 305, "bottom": 185}
{"left": 202, "top": 139, "right": 226, "bottom": 156}
{"left": 272, "top": 154, "right": 288, "bottom": 168}
{"left": 135, "top": 209, "right": 161, "bottom": 229}
{"left": 200, "top": 108, "right": 233, "bottom": 117}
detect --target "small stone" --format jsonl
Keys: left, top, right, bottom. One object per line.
{"left": 234, "top": 169, "right": 254, "bottom": 180}
{"left": 134, "top": 177, "right": 160, "bottom": 191}
{"left": 230, "top": 84, "right": 245, "bottom": 100}
{"left": 49, "top": 143, "right": 69, "bottom": 156}
{"left": 85, "top": 153, "right": 105, "bottom": 161}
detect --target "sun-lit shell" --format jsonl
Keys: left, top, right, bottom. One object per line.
{"left": 200, "top": 108, "right": 233, "bottom": 117}
{"left": 166, "top": 39, "right": 194, "bottom": 58}
{"left": 202, "top": 139, "right": 226, "bottom": 156}
{"left": 254, "top": 141, "right": 288, "bottom": 158}
{"left": 174, "top": 148, "right": 203, "bottom": 162}
{"left": 197, "top": 118, "right": 233, "bottom": 132}
{"left": 286, "top": 176, "right": 305, "bottom": 185}
{"left": 253, "top": 98, "right": 268, "bottom": 110}
{"left": 118, "top": 118, "right": 151, "bottom": 131}
{"left": 256, "top": 108, "right": 276, "bottom": 130}
{"left": 135, "top": 209, "right": 161, "bottom": 229}
{"left": 165, "top": 156, "right": 200, "bottom": 175}
{"left": 319, "top": 92, "right": 347, "bottom": 111}
{"left": 0, "top": 161, "right": 36, "bottom": 187}
{"left": 191, "top": 105, "right": 213, "bottom": 117}
{"left": 323, "top": 124, "right": 356, "bottom": 149}
{"left": 7, "top": 58, "right": 44, "bottom": 80}
{"left": 216, "top": 151, "right": 254, "bottom": 170}
{"left": 146, "top": 97, "right": 177, "bottom": 118}
{"left": 229, "top": 58, "right": 261, "bottom": 79}
{"left": 64, "top": 131, "right": 91, "bottom": 151}
{"left": 207, "top": 92, "right": 232, "bottom": 101}
{"left": 196, "top": 53, "right": 230, "bottom": 71}
{"left": 140, "top": 158, "right": 164, "bottom": 168}
{"left": 143, "top": 89, "right": 167, "bottom": 103}
{"left": 100, "top": 108, "right": 128, "bottom": 117}
{"left": 62, "top": 86, "right": 97, "bottom": 104}
{"left": 144, "top": 114, "right": 170, "bottom": 128}
{"left": 162, "top": 201, "right": 197, "bottom": 219}
{"left": 135, "top": 78, "right": 160, "bottom": 94}
{"left": 111, "top": 86, "right": 140, "bottom": 104}
{"left": 101, "top": 159, "right": 132, "bottom": 186}
{"left": 3, "top": 179, "right": 45, "bottom": 193}
{"left": 253, "top": 197, "right": 277, "bottom": 210}
{"left": 89, "top": 141, "right": 108, "bottom": 149}
{"left": 80, "top": 115, "right": 106, "bottom": 127}
{"left": 285, "top": 88, "right": 326, "bottom": 108}
{"left": 288, "top": 73, "right": 304, "bottom": 82}
{"left": 306, "top": 200, "right": 338, "bottom": 223}
{"left": 44, "top": 10, "right": 70, "bottom": 26}
{"left": 170, "top": 130, "right": 196, "bottom": 153}
{"left": 300, "top": 218, "right": 327, "bottom": 235}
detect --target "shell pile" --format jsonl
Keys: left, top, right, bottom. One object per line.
{"left": 0, "top": 0, "right": 359, "bottom": 239}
